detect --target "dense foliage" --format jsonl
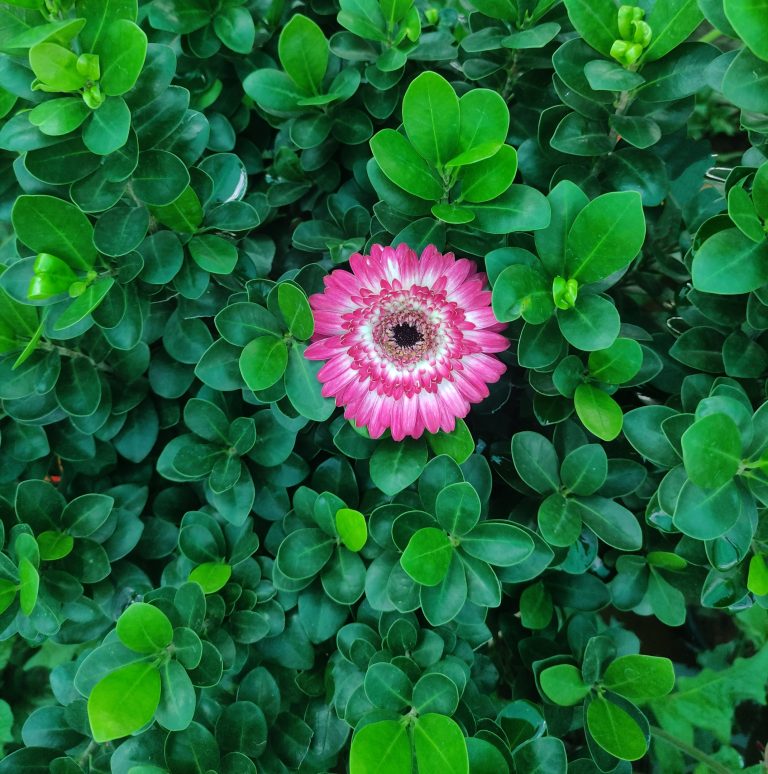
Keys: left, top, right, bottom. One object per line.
{"left": 1, "top": 0, "right": 768, "bottom": 771}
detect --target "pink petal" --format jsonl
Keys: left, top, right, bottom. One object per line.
{"left": 305, "top": 338, "right": 344, "bottom": 360}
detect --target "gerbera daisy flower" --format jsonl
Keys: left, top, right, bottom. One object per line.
{"left": 304, "top": 244, "right": 509, "bottom": 441}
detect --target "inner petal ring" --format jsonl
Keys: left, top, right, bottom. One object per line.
{"left": 373, "top": 307, "right": 438, "bottom": 366}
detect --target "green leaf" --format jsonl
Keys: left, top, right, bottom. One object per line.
{"left": 88, "top": 662, "right": 161, "bottom": 743}
{"left": 188, "top": 562, "right": 231, "bottom": 593}
{"left": 648, "top": 644, "right": 768, "bottom": 745}
{"left": 425, "top": 419, "right": 474, "bottom": 463}
{"left": 461, "top": 552, "right": 501, "bottom": 607}
{"left": 538, "top": 493, "right": 582, "bottom": 547}
{"left": 608, "top": 117, "right": 662, "bottom": 152}
{"left": 412, "top": 672, "right": 459, "bottom": 715}
{"left": 681, "top": 414, "right": 741, "bottom": 489}
{"left": 722, "top": 48, "right": 768, "bottom": 113}
{"left": 639, "top": 42, "right": 719, "bottom": 102}
{"left": 350, "top": 720, "right": 412, "bottom": 774}
{"left": 285, "top": 344, "right": 335, "bottom": 421}
{"left": 335, "top": 508, "right": 367, "bottom": 551}
{"left": 0, "top": 580, "right": 16, "bottom": 616}
{"left": 754, "top": 162, "right": 768, "bottom": 219}
{"left": 420, "top": 550, "right": 467, "bottom": 625}
{"left": 28, "top": 97, "right": 90, "bottom": 136}
{"left": 588, "top": 338, "right": 643, "bottom": 384}
{"left": 213, "top": 6, "right": 256, "bottom": 53}
{"left": 535, "top": 179, "right": 589, "bottom": 277}
{"left": 460, "top": 521, "right": 534, "bottom": 566}
{"left": 551, "top": 114, "right": 613, "bottom": 157}
{"left": 540, "top": 664, "right": 591, "bottom": 706}
{"left": 77, "top": 0, "right": 138, "bottom": 51}
{"left": 449, "top": 88, "right": 509, "bottom": 166}
{"left": 29, "top": 42, "right": 87, "bottom": 91}
{"left": 692, "top": 229, "right": 768, "bottom": 294}
{"left": 156, "top": 660, "right": 195, "bottom": 732}
{"left": 643, "top": 0, "right": 703, "bottom": 62}
{"left": 549, "top": 116, "right": 613, "bottom": 158}
{"left": 586, "top": 696, "right": 648, "bottom": 761}
{"left": 216, "top": 702, "right": 267, "bottom": 758}
{"left": 511, "top": 431, "right": 560, "bottom": 494}
{"left": 673, "top": 479, "right": 741, "bottom": 540}
{"left": 278, "top": 14, "right": 328, "bottom": 95}
{"left": 370, "top": 129, "right": 443, "bottom": 200}
{"left": 503, "top": 22, "right": 561, "bottom": 49}
{"left": 370, "top": 437, "right": 428, "bottom": 495}
{"left": 364, "top": 662, "right": 413, "bottom": 710}
{"left": 727, "top": 183, "right": 764, "bottom": 243}
{"left": 413, "top": 714, "right": 469, "bottom": 774}
{"left": 53, "top": 277, "right": 114, "bottom": 331}
{"left": 215, "top": 302, "right": 282, "bottom": 346}
{"left": 669, "top": 326, "right": 725, "bottom": 373}
{"left": 558, "top": 294, "right": 620, "bottom": 352}
{"left": 584, "top": 60, "right": 646, "bottom": 92}
{"left": 37, "top": 530, "right": 74, "bottom": 561}
{"left": 574, "top": 385, "right": 623, "bottom": 442}
{"left": 338, "top": 0, "right": 388, "bottom": 41}
{"left": 98, "top": 20, "right": 147, "bottom": 96}
{"left": 150, "top": 187, "right": 203, "bottom": 233}
{"left": 116, "top": 602, "right": 174, "bottom": 653}
{"left": 511, "top": 737, "right": 567, "bottom": 774}
{"left": 276, "top": 527, "right": 334, "bottom": 579}
{"left": 562, "top": 0, "right": 620, "bottom": 57}
{"left": 243, "top": 69, "right": 304, "bottom": 115}
{"left": 12, "top": 195, "right": 96, "bottom": 271}
{"left": 61, "top": 493, "right": 114, "bottom": 537}
{"left": 6, "top": 17, "right": 85, "bottom": 48}
{"left": 575, "top": 495, "right": 642, "bottom": 550}
{"left": 492, "top": 264, "right": 553, "bottom": 325}
{"left": 431, "top": 203, "right": 475, "bottom": 224}
{"left": 132, "top": 150, "right": 190, "bottom": 206}
{"left": 402, "top": 71, "right": 460, "bottom": 168}
{"left": 560, "top": 444, "right": 608, "bottom": 496}
{"left": 83, "top": 97, "right": 131, "bottom": 155}
{"left": 184, "top": 397, "right": 228, "bottom": 442}
{"left": 748, "top": 554, "right": 768, "bottom": 596}
{"left": 189, "top": 235, "right": 238, "bottom": 274}
{"left": 401, "top": 527, "right": 453, "bottom": 586}
{"left": 239, "top": 336, "right": 288, "bottom": 391}
{"left": 725, "top": 0, "right": 768, "bottom": 60}
{"left": 278, "top": 283, "right": 314, "bottom": 340}
{"left": 520, "top": 580, "right": 553, "bottom": 629}
{"left": 603, "top": 655, "right": 675, "bottom": 701}
{"left": 470, "top": 185, "right": 551, "bottom": 234}
{"left": 466, "top": 738, "right": 508, "bottom": 774}
{"left": 0, "top": 287, "right": 39, "bottom": 353}
{"left": 435, "top": 482, "right": 481, "bottom": 536}
{"left": 565, "top": 192, "right": 646, "bottom": 284}
{"left": 18, "top": 558, "right": 39, "bottom": 615}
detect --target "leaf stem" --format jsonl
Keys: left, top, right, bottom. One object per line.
{"left": 38, "top": 341, "right": 112, "bottom": 372}
{"left": 698, "top": 29, "right": 723, "bottom": 44}
{"left": 649, "top": 725, "right": 734, "bottom": 774}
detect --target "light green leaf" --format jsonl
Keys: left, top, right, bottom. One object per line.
{"left": 401, "top": 527, "right": 453, "bottom": 586}
{"left": 402, "top": 71, "right": 460, "bottom": 168}
{"left": 413, "top": 714, "right": 469, "bottom": 774}
{"left": 278, "top": 14, "right": 328, "bottom": 95}
{"left": 88, "top": 662, "right": 161, "bottom": 743}
{"left": 350, "top": 720, "right": 412, "bottom": 774}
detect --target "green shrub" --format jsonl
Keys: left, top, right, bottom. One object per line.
{"left": 0, "top": 0, "right": 767, "bottom": 771}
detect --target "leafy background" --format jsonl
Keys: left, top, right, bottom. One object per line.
{"left": 0, "top": 0, "right": 767, "bottom": 771}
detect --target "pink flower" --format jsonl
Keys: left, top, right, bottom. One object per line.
{"left": 305, "top": 244, "right": 509, "bottom": 441}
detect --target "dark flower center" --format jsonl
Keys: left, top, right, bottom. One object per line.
{"left": 392, "top": 323, "right": 423, "bottom": 348}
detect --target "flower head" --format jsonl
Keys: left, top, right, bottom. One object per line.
{"left": 305, "top": 244, "right": 509, "bottom": 440}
